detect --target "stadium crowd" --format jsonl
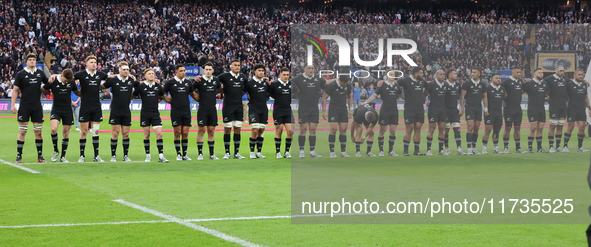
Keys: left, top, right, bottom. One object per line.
{"left": 0, "top": 1, "right": 590, "bottom": 99}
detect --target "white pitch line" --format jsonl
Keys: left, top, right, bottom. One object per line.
{"left": 0, "top": 212, "right": 396, "bottom": 229}
{"left": 0, "top": 159, "right": 41, "bottom": 174}
{"left": 187, "top": 215, "right": 291, "bottom": 222}
{"left": 114, "top": 199, "right": 261, "bottom": 247}
{"left": 21, "top": 160, "right": 148, "bottom": 165}
{"left": 185, "top": 212, "right": 392, "bottom": 222}
{"left": 0, "top": 220, "right": 170, "bottom": 229}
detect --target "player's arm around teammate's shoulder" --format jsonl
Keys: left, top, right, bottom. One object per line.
{"left": 190, "top": 82, "right": 199, "bottom": 102}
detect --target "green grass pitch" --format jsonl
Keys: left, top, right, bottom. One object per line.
{"left": 0, "top": 110, "right": 588, "bottom": 246}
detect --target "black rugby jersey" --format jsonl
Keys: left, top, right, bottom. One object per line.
{"left": 219, "top": 72, "right": 248, "bottom": 106}
{"left": 133, "top": 82, "right": 164, "bottom": 114}
{"left": 74, "top": 69, "right": 108, "bottom": 107}
{"left": 44, "top": 75, "right": 77, "bottom": 111}
{"left": 193, "top": 75, "right": 221, "bottom": 110}
{"left": 14, "top": 68, "right": 49, "bottom": 105}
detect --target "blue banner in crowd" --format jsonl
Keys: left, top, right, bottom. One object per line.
{"left": 497, "top": 70, "right": 512, "bottom": 80}
{"left": 185, "top": 66, "right": 201, "bottom": 77}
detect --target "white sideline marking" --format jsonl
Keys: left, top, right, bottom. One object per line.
{"left": 0, "top": 159, "right": 41, "bottom": 174}
{"left": 0, "top": 212, "right": 394, "bottom": 229}
{"left": 187, "top": 215, "right": 291, "bottom": 222}
{"left": 21, "top": 160, "right": 148, "bottom": 165}
{"left": 184, "top": 212, "right": 391, "bottom": 222}
{"left": 0, "top": 220, "right": 169, "bottom": 228}
{"left": 114, "top": 199, "right": 261, "bottom": 247}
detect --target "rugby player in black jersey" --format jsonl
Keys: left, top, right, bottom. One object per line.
{"left": 424, "top": 70, "right": 448, "bottom": 155}
{"left": 44, "top": 69, "right": 78, "bottom": 163}
{"left": 562, "top": 70, "right": 591, "bottom": 152}
{"left": 268, "top": 67, "right": 294, "bottom": 159}
{"left": 362, "top": 69, "right": 402, "bottom": 157}
{"left": 133, "top": 68, "right": 170, "bottom": 163}
{"left": 461, "top": 68, "right": 487, "bottom": 155}
{"left": 500, "top": 68, "right": 526, "bottom": 154}
{"left": 244, "top": 64, "right": 269, "bottom": 159}
{"left": 102, "top": 61, "right": 138, "bottom": 162}
{"left": 50, "top": 55, "right": 113, "bottom": 163}
{"left": 482, "top": 73, "right": 506, "bottom": 154}
{"left": 322, "top": 73, "right": 353, "bottom": 158}
{"left": 398, "top": 67, "right": 427, "bottom": 156}
{"left": 292, "top": 65, "right": 334, "bottom": 158}
{"left": 193, "top": 62, "right": 221, "bottom": 160}
{"left": 444, "top": 69, "right": 466, "bottom": 155}
{"left": 546, "top": 66, "right": 569, "bottom": 153}
{"left": 11, "top": 53, "right": 49, "bottom": 163}
{"left": 350, "top": 104, "right": 378, "bottom": 157}
{"left": 218, "top": 60, "right": 248, "bottom": 160}
{"left": 163, "top": 64, "right": 199, "bottom": 161}
{"left": 522, "top": 68, "right": 549, "bottom": 153}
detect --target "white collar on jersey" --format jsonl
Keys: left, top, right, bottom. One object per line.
{"left": 278, "top": 79, "right": 289, "bottom": 86}
{"left": 471, "top": 78, "right": 480, "bottom": 85}
{"left": 553, "top": 74, "right": 561, "bottom": 79}
{"left": 573, "top": 79, "right": 583, "bottom": 87}
{"left": 446, "top": 79, "right": 456, "bottom": 86}
{"left": 174, "top": 76, "right": 184, "bottom": 83}
{"left": 117, "top": 75, "right": 128, "bottom": 81}
{"left": 509, "top": 76, "right": 520, "bottom": 82}
{"left": 230, "top": 71, "right": 240, "bottom": 78}
{"left": 533, "top": 78, "right": 543, "bottom": 84}
{"left": 491, "top": 83, "right": 500, "bottom": 90}
{"left": 253, "top": 77, "right": 263, "bottom": 84}
{"left": 303, "top": 74, "right": 313, "bottom": 80}
{"left": 24, "top": 67, "right": 37, "bottom": 74}
{"left": 435, "top": 79, "right": 444, "bottom": 87}
{"left": 145, "top": 80, "right": 156, "bottom": 87}
{"left": 410, "top": 75, "right": 418, "bottom": 82}
{"left": 57, "top": 75, "right": 65, "bottom": 84}
{"left": 86, "top": 69, "right": 97, "bottom": 77}
{"left": 385, "top": 80, "right": 395, "bottom": 87}
{"left": 202, "top": 76, "right": 212, "bottom": 82}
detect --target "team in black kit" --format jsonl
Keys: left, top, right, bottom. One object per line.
{"left": 12, "top": 55, "right": 591, "bottom": 162}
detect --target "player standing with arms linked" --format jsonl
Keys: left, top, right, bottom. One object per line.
{"left": 562, "top": 70, "right": 591, "bottom": 152}
{"left": 522, "top": 68, "right": 549, "bottom": 153}
{"left": 163, "top": 64, "right": 199, "bottom": 161}
{"left": 546, "top": 66, "right": 569, "bottom": 152}
{"left": 398, "top": 67, "right": 427, "bottom": 156}
{"left": 11, "top": 53, "right": 49, "bottom": 163}
{"left": 268, "top": 67, "right": 294, "bottom": 159}
{"left": 322, "top": 73, "right": 353, "bottom": 158}
{"left": 482, "top": 73, "right": 505, "bottom": 154}
{"left": 218, "top": 60, "right": 248, "bottom": 160}
{"left": 500, "top": 68, "right": 526, "bottom": 154}
{"left": 193, "top": 62, "right": 221, "bottom": 160}
{"left": 362, "top": 69, "right": 402, "bottom": 157}
{"left": 102, "top": 61, "right": 138, "bottom": 162}
{"left": 292, "top": 66, "right": 334, "bottom": 158}
{"left": 461, "top": 68, "right": 487, "bottom": 155}
{"left": 424, "top": 70, "right": 449, "bottom": 155}
{"left": 243, "top": 64, "right": 269, "bottom": 159}
{"left": 134, "top": 68, "right": 170, "bottom": 162}
{"left": 444, "top": 69, "right": 466, "bottom": 155}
